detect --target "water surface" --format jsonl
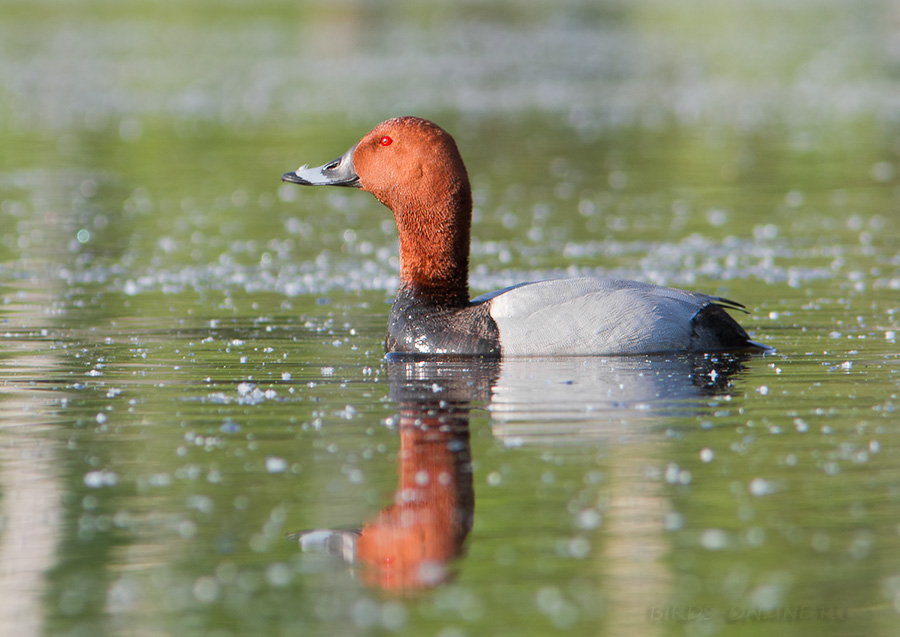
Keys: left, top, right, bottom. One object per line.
{"left": 2, "top": 1, "right": 900, "bottom": 635}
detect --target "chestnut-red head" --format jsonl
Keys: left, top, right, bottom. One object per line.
{"left": 283, "top": 117, "right": 473, "bottom": 304}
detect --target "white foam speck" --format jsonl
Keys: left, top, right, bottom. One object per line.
{"left": 700, "top": 528, "right": 728, "bottom": 550}
{"left": 749, "top": 477, "right": 774, "bottom": 496}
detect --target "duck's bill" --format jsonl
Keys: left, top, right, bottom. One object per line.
{"left": 281, "top": 144, "right": 360, "bottom": 188}
{"left": 288, "top": 528, "right": 360, "bottom": 563}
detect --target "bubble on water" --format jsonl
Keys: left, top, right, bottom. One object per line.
{"left": 351, "top": 598, "right": 380, "bottom": 628}
{"left": 277, "top": 183, "right": 298, "bottom": 203}
{"left": 107, "top": 575, "right": 140, "bottom": 614}
{"left": 811, "top": 531, "right": 831, "bottom": 553}
{"left": 706, "top": 208, "right": 727, "bottom": 227}
{"left": 84, "top": 470, "right": 118, "bottom": 488}
{"left": 334, "top": 405, "right": 357, "bottom": 420}
{"left": 266, "top": 457, "right": 287, "bottom": 473}
{"left": 700, "top": 528, "right": 728, "bottom": 550}
{"left": 849, "top": 531, "right": 874, "bottom": 559}
{"left": 665, "top": 463, "right": 680, "bottom": 483}
{"left": 237, "top": 382, "right": 253, "bottom": 396}
{"left": 146, "top": 473, "right": 171, "bottom": 487}
{"left": 568, "top": 536, "right": 591, "bottom": 559}
{"left": 700, "top": 448, "right": 714, "bottom": 463}
{"left": 575, "top": 508, "right": 601, "bottom": 530}
{"left": 178, "top": 519, "right": 197, "bottom": 539}
{"left": 608, "top": 170, "right": 627, "bottom": 189}
{"left": 380, "top": 601, "right": 408, "bottom": 631}
{"left": 749, "top": 583, "right": 784, "bottom": 610}
{"left": 664, "top": 512, "right": 684, "bottom": 531}
{"left": 235, "top": 382, "right": 267, "bottom": 405}
{"left": 266, "top": 562, "right": 292, "bottom": 587}
{"left": 219, "top": 420, "right": 241, "bottom": 434}
{"left": 536, "top": 586, "right": 578, "bottom": 628}
{"left": 785, "top": 190, "right": 804, "bottom": 207}
{"left": 871, "top": 161, "right": 895, "bottom": 182}
{"left": 192, "top": 576, "right": 218, "bottom": 603}
{"left": 119, "top": 118, "right": 143, "bottom": 142}
{"left": 745, "top": 527, "right": 766, "bottom": 546}
{"left": 749, "top": 477, "right": 775, "bottom": 496}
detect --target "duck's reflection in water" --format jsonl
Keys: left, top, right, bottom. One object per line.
{"left": 295, "top": 351, "right": 752, "bottom": 594}
{"left": 490, "top": 352, "right": 750, "bottom": 443}
{"left": 295, "top": 358, "right": 498, "bottom": 592}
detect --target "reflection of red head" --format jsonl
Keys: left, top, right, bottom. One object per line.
{"left": 356, "top": 415, "right": 474, "bottom": 592}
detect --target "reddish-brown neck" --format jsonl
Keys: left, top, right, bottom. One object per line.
{"left": 385, "top": 183, "right": 472, "bottom": 306}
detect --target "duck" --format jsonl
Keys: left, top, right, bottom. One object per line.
{"left": 282, "top": 116, "right": 763, "bottom": 356}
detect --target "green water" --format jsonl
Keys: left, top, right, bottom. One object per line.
{"left": 1, "top": 1, "right": 899, "bottom": 635}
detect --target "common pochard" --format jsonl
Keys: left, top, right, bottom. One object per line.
{"left": 282, "top": 116, "right": 763, "bottom": 356}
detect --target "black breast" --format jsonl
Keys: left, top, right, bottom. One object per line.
{"left": 385, "top": 288, "right": 501, "bottom": 356}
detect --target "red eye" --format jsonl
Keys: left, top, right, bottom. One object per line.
{"left": 379, "top": 136, "right": 392, "bottom": 146}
